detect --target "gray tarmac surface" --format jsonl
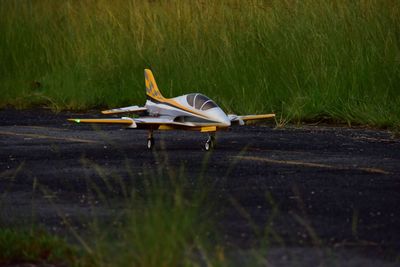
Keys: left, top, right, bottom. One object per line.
{"left": 1, "top": 109, "right": 400, "bottom": 266}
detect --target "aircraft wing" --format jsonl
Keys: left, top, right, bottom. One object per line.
{"left": 68, "top": 116, "right": 187, "bottom": 129}
{"left": 228, "top": 114, "right": 275, "bottom": 125}
{"left": 68, "top": 116, "right": 218, "bottom": 132}
{"left": 68, "top": 117, "right": 136, "bottom": 127}
{"left": 101, "top": 105, "right": 147, "bottom": 115}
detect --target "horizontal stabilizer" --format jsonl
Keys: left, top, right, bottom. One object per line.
{"left": 237, "top": 114, "right": 275, "bottom": 121}
{"left": 228, "top": 113, "right": 275, "bottom": 125}
{"left": 101, "top": 106, "right": 147, "bottom": 115}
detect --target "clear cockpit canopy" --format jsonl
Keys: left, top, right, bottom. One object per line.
{"left": 186, "top": 94, "right": 218, "bottom": 111}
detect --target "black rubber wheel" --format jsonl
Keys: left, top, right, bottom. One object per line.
{"left": 204, "top": 140, "right": 211, "bottom": 151}
{"left": 204, "top": 138, "right": 215, "bottom": 151}
{"left": 147, "top": 138, "right": 154, "bottom": 150}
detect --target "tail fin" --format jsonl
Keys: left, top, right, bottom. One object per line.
{"left": 144, "top": 69, "right": 165, "bottom": 101}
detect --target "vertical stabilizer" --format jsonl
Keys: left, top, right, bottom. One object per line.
{"left": 145, "top": 69, "right": 165, "bottom": 101}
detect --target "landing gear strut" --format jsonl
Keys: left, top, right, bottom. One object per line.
{"left": 204, "top": 133, "right": 216, "bottom": 151}
{"left": 147, "top": 130, "right": 154, "bottom": 150}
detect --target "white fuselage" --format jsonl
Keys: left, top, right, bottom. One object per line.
{"left": 145, "top": 94, "right": 231, "bottom": 128}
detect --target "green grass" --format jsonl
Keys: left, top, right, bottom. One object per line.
{"left": 0, "top": 227, "right": 83, "bottom": 266}
{"left": 0, "top": 167, "right": 220, "bottom": 267}
{"left": 87, "top": 169, "right": 215, "bottom": 267}
{"left": 0, "top": 0, "right": 399, "bottom": 128}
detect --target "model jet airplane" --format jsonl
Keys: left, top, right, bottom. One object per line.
{"left": 68, "top": 69, "right": 275, "bottom": 150}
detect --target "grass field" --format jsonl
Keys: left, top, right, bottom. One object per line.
{"left": 0, "top": 0, "right": 399, "bottom": 128}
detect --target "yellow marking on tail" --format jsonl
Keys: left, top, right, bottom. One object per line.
{"left": 145, "top": 69, "right": 165, "bottom": 101}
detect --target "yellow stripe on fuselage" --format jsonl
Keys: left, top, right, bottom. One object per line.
{"left": 200, "top": 126, "right": 217, "bottom": 132}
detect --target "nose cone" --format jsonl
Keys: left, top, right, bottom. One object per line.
{"left": 208, "top": 107, "right": 231, "bottom": 127}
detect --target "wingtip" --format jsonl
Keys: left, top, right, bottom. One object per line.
{"left": 67, "top": 118, "right": 80, "bottom": 123}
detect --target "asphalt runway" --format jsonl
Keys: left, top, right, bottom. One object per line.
{"left": 1, "top": 109, "right": 400, "bottom": 266}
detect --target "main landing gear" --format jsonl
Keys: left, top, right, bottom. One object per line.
{"left": 147, "top": 130, "right": 154, "bottom": 150}
{"left": 204, "top": 133, "right": 216, "bottom": 151}
{"left": 146, "top": 130, "right": 216, "bottom": 151}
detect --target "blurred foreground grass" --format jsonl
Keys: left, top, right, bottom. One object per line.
{"left": 0, "top": 0, "right": 399, "bottom": 128}
{"left": 0, "top": 227, "right": 84, "bottom": 266}
{"left": 0, "top": 161, "right": 224, "bottom": 267}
